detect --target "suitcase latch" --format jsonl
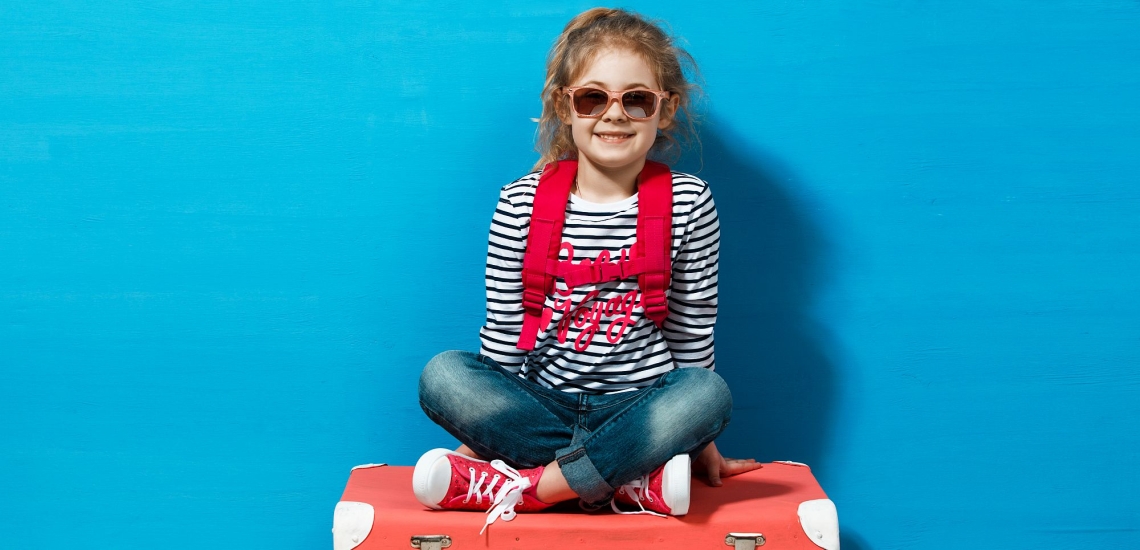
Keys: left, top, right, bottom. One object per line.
{"left": 410, "top": 535, "right": 452, "bottom": 550}
{"left": 725, "top": 532, "right": 765, "bottom": 550}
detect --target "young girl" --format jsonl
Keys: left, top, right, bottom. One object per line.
{"left": 413, "top": 8, "right": 760, "bottom": 532}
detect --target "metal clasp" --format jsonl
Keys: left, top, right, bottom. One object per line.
{"left": 410, "top": 535, "right": 452, "bottom": 550}
{"left": 725, "top": 532, "right": 765, "bottom": 550}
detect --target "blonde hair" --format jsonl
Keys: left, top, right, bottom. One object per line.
{"left": 533, "top": 8, "right": 702, "bottom": 170}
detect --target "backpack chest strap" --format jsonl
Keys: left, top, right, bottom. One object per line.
{"left": 559, "top": 256, "right": 651, "bottom": 289}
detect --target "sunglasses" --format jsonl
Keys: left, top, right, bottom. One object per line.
{"left": 563, "top": 86, "right": 672, "bottom": 120}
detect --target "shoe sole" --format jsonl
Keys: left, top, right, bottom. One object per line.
{"left": 412, "top": 448, "right": 454, "bottom": 509}
{"left": 661, "top": 454, "right": 691, "bottom": 516}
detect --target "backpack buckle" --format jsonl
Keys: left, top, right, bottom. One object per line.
{"left": 643, "top": 293, "right": 668, "bottom": 321}
{"left": 561, "top": 259, "right": 591, "bottom": 288}
{"left": 522, "top": 288, "right": 547, "bottom": 311}
{"left": 598, "top": 261, "right": 624, "bottom": 282}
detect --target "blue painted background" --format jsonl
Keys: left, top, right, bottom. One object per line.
{"left": 3, "top": 1, "right": 1138, "bottom": 548}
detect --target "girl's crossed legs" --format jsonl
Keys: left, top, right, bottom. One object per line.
{"left": 418, "top": 350, "right": 732, "bottom": 506}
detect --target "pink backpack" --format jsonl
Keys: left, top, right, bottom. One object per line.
{"left": 516, "top": 159, "right": 674, "bottom": 351}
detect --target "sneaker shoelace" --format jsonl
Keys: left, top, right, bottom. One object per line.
{"left": 479, "top": 460, "right": 533, "bottom": 534}
{"left": 464, "top": 467, "right": 502, "bottom": 505}
{"left": 610, "top": 475, "right": 667, "bottom": 518}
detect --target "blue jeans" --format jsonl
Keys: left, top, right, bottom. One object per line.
{"left": 418, "top": 350, "right": 733, "bottom": 506}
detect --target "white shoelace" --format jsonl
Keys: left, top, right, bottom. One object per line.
{"left": 477, "top": 460, "right": 532, "bottom": 534}
{"left": 463, "top": 466, "right": 502, "bottom": 506}
{"left": 610, "top": 475, "right": 667, "bottom": 518}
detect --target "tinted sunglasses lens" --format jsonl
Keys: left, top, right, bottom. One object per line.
{"left": 572, "top": 88, "right": 610, "bottom": 116}
{"left": 621, "top": 90, "right": 656, "bottom": 118}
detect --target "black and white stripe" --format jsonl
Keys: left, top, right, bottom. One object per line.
{"left": 478, "top": 169, "right": 720, "bottom": 394}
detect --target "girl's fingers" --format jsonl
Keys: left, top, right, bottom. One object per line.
{"left": 707, "top": 460, "right": 723, "bottom": 486}
{"left": 737, "top": 461, "right": 764, "bottom": 472}
{"left": 720, "top": 458, "right": 764, "bottom": 477}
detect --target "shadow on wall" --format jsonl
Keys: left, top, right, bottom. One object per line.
{"left": 841, "top": 530, "right": 873, "bottom": 550}
{"left": 677, "top": 122, "right": 838, "bottom": 472}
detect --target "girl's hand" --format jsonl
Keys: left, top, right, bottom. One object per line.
{"left": 694, "top": 441, "right": 762, "bottom": 487}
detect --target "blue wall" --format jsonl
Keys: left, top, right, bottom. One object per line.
{"left": 3, "top": 2, "right": 1138, "bottom": 548}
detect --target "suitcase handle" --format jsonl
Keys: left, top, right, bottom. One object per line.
{"left": 410, "top": 535, "right": 452, "bottom": 550}
{"left": 726, "top": 533, "right": 766, "bottom": 550}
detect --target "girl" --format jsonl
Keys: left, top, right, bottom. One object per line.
{"left": 413, "top": 8, "right": 760, "bottom": 532}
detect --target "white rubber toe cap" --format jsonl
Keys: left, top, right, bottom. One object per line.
{"left": 412, "top": 448, "right": 455, "bottom": 508}
{"left": 661, "top": 454, "right": 691, "bottom": 516}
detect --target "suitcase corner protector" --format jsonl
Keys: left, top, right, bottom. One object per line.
{"left": 797, "top": 498, "right": 839, "bottom": 550}
{"left": 332, "top": 501, "right": 375, "bottom": 550}
{"left": 351, "top": 462, "right": 388, "bottom": 471}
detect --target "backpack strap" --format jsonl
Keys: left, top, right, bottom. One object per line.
{"left": 515, "top": 160, "right": 673, "bottom": 351}
{"left": 517, "top": 160, "right": 576, "bottom": 351}
{"left": 634, "top": 161, "right": 673, "bottom": 327}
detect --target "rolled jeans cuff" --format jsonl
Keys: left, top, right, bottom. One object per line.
{"left": 556, "top": 445, "right": 613, "bottom": 506}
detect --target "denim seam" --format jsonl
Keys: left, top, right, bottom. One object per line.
{"left": 583, "top": 392, "right": 641, "bottom": 411}
{"left": 555, "top": 447, "right": 612, "bottom": 505}
{"left": 574, "top": 386, "right": 661, "bottom": 447}
{"left": 557, "top": 447, "right": 586, "bottom": 464}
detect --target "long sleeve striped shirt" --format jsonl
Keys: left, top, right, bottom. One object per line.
{"left": 479, "top": 168, "right": 720, "bottom": 394}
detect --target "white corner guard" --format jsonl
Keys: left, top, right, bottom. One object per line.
{"left": 351, "top": 463, "right": 387, "bottom": 471}
{"left": 775, "top": 460, "right": 809, "bottom": 467}
{"left": 332, "top": 501, "right": 375, "bottom": 550}
{"left": 798, "top": 498, "right": 839, "bottom": 550}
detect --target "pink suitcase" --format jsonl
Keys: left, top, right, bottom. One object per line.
{"left": 332, "top": 461, "right": 839, "bottom": 550}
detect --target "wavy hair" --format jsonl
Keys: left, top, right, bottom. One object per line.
{"left": 533, "top": 8, "right": 703, "bottom": 170}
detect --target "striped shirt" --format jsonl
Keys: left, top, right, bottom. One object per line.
{"left": 479, "top": 169, "right": 720, "bottom": 394}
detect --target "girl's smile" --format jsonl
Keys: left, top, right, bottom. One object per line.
{"left": 595, "top": 131, "right": 634, "bottom": 143}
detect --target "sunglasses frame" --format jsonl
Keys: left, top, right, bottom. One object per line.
{"left": 562, "top": 86, "right": 672, "bottom": 121}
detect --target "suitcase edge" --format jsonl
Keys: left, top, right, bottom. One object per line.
{"left": 334, "top": 464, "right": 387, "bottom": 550}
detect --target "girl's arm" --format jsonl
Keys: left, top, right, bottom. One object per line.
{"left": 665, "top": 181, "right": 763, "bottom": 485}
{"left": 478, "top": 183, "right": 531, "bottom": 372}
{"left": 661, "top": 180, "right": 720, "bottom": 369}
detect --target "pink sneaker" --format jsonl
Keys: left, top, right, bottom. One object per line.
{"left": 611, "top": 454, "right": 691, "bottom": 516}
{"left": 412, "top": 449, "right": 551, "bottom": 533}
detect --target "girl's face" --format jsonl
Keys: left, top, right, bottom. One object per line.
{"left": 562, "top": 48, "right": 675, "bottom": 176}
